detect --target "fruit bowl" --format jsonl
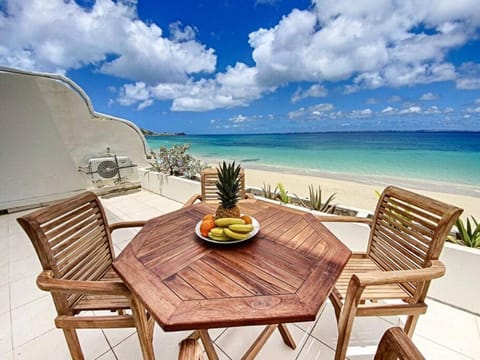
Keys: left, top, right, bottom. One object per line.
{"left": 195, "top": 217, "right": 260, "bottom": 244}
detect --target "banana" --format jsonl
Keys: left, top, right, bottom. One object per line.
{"left": 228, "top": 224, "right": 254, "bottom": 233}
{"left": 214, "top": 217, "right": 245, "bottom": 227}
{"left": 208, "top": 232, "right": 230, "bottom": 241}
{"left": 209, "top": 227, "right": 225, "bottom": 237}
{"left": 224, "top": 228, "right": 250, "bottom": 240}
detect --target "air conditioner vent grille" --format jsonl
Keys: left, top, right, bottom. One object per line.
{"left": 97, "top": 160, "right": 118, "bottom": 179}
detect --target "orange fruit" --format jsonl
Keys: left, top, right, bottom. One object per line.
{"left": 241, "top": 215, "right": 253, "bottom": 224}
{"left": 200, "top": 219, "right": 215, "bottom": 237}
{"left": 203, "top": 214, "right": 215, "bottom": 221}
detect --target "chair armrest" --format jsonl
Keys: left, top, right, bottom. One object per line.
{"left": 183, "top": 194, "right": 203, "bottom": 207}
{"left": 109, "top": 221, "right": 147, "bottom": 232}
{"left": 314, "top": 215, "right": 373, "bottom": 225}
{"left": 352, "top": 260, "right": 445, "bottom": 287}
{"left": 37, "top": 270, "right": 130, "bottom": 296}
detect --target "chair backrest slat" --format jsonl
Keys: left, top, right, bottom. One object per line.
{"left": 17, "top": 191, "right": 115, "bottom": 310}
{"left": 201, "top": 167, "right": 247, "bottom": 203}
{"left": 46, "top": 207, "right": 102, "bottom": 242}
{"left": 368, "top": 186, "right": 462, "bottom": 299}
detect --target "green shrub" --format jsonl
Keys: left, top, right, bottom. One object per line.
{"left": 261, "top": 183, "right": 278, "bottom": 200}
{"left": 149, "top": 144, "right": 206, "bottom": 179}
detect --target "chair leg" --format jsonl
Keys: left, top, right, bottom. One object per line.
{"left": 63, "top": 328, "right": 84, "bottom": 360}
{"left": 335, "top": 309, "right": 357, "bottom": 360}
{"left": 129, "top": 296, "right": 155, "bottom": 360}
{"left": 404, "top": 315, "right": 420, "bottom": 337}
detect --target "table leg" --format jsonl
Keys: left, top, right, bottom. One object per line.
{"left": 198, "top": 329, "right": 219, "bottom": 360}
{"left": 277, "top": 324, "right": 296, "bottom": 349}
{"left": 241, "top": 324, "right": 277, "bottom": 360}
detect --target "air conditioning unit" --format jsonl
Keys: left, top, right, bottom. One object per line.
{"left": 88, "top": 156, "right": 135, "bottom": 183}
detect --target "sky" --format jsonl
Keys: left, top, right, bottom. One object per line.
{"left": 1, "top": 0, "right": 480, "bottom": 134}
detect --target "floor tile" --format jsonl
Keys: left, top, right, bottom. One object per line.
{"left": 414, "top": 299, "right": 480, "bottom": 356}
{"left": 10, "top": 275, "right": 46, "bottom": 309}
{"left": 3, "top": 352, "right": 14, "bottom": 360}
{"left": 311, "top": 303, "right": 394, "bottom": 359}
{"left": 297, "top": 335, "right": 335, "bottom": 360}
{"left": 13, "top": 329, "right": 70, "bottom": 360}
{"left": 11, "top": 296, "right": 57, "bottom": 348}
{"left": 77, "top": 329, "right": 112, "bottom": 360}
{"left": 95, "top": 350, "right": 117, "bottom": 360}
{"left": 8, "top": 256, "right": 41, "bottom": 283}
{"left": 0, "top": 262, "right": 8, "bottom": 287}
{"left": 0, "top": 311, "right": 12, "bottom": 355}
{"left": 112, "top": 326, "right": 191, "bottom": 360}
{"left": 215, "top": 324, "right": 308, "bottom": 359}
{"left": 412, "top": 334, "right": 475, "bottom": 360}
{"left": 0, "top": 283, "right": 9, "bottom": 315}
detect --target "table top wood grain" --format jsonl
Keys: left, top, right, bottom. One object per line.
{"left": 113, "top": 200, "right": 351, "bottom": 331}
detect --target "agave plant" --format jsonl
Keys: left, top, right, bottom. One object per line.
{"left": 297, "top": 185, "right": 336, "bottom": 213}
{"left": 276, "top": 183, "right": 290, "bottom": 203}
{"left": 261, "top": 183, "right": 278, "bottom": 200}
{"left": 453, "top": 217, "right": 480, "bottom": 248}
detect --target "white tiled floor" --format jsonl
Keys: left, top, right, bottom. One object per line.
{"left": 2, "top": 189, "right": 479, "bottom": 359}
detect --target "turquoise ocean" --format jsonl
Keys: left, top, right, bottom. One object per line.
{"left": 146, "top": 131, "right": 480, "bottom": 195}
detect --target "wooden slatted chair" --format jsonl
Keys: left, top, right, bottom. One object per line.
{"left": 374, "top": 327, "right": 425, "bottom": 360}
{"left": 183, "top": 167, "right": 254, "bottom": 206}
{"left": 315, "top": 186, "right": 462, "bottom": 360}
{"left": 17, "top": 191, "right": 155, "bottom": 360}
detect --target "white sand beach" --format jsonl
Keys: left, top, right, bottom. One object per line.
{"left": 244, "top": 168, "right": 479, "bottom": 219}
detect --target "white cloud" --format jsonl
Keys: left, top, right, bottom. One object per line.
{"left": 118, "top": 82, "right": 150, "bottom": 106}
{"left": 420, "top": 92, "right": 439, "bottom": 101}
{"left": 465, "top": 106, "right": 480, "bottom": 113}
{"left": 347, "top": 108, "right": 373, "bottom": 118}
{"left": 137, "top": 99, "right": 154, "bottom": 110}
{"left": 388, "top": 96, "right": 402, "bottom": 103}
{"left": 0, "top": 0, "right": 216, "bottom": 83}
{"left": 250, "top": 0, "right": 478, "bottom": 91}
{"left": 291, "top": 84, "right": 328, "bottom": 103}
{"left": 382, "top": 106, "right": 396, "bottom": 114}
{"left": 456, "top": 78, "right": 480, "bottom": 90}
{"left": 455, "top": 62, "right": 480, "bottom": 90}
{"left": 424, "top": 106, "right": 441, "bottom": 114}
{"left": 119, "top": 62, "right": 269, "bottom": 111}
{"left": 288, "top": 103, "right": 454, "bottom": 121}
{"left": 399, "top": 106, "right": 422, "bottom": 115}
{"left": 168, "top": 21, "right": 197, "bottom": 42}
{"left": 230, "top": 114, "right": 248, "bottom": 123}
{"left": 2, "top": 0, "right": 480, "bottom": 112}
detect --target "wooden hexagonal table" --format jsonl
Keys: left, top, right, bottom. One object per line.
{"left": 114, "top": 199, "right": 351, "bottom": 359}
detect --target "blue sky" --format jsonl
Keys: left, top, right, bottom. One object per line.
{"left": 1, "top": 0, "right": 480, "bottom": 134}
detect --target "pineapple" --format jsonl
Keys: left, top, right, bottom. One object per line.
{"left": 215, "top": 161, "right": 241, "bottom": 218}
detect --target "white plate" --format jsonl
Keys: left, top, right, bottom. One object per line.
{"left": 195, "top": 217, "right": 260, "bottom": 245}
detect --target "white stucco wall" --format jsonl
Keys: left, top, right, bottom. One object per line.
{"left": 0, "top": 68, "right": 150, "bottom": 210}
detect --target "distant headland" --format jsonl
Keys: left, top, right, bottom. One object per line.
{"left": 140, "top": 128, "right": 186, "bottom": 136}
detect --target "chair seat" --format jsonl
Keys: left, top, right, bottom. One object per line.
{"left": 72, "top": 267, "right": 131, "bottom": 311}
{"left": 333, "top": 257, "right": 410, "bottom": 302}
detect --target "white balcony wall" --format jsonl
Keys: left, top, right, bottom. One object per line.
{"left": 0, "top": 68, "right": 150, "bottom": 210}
